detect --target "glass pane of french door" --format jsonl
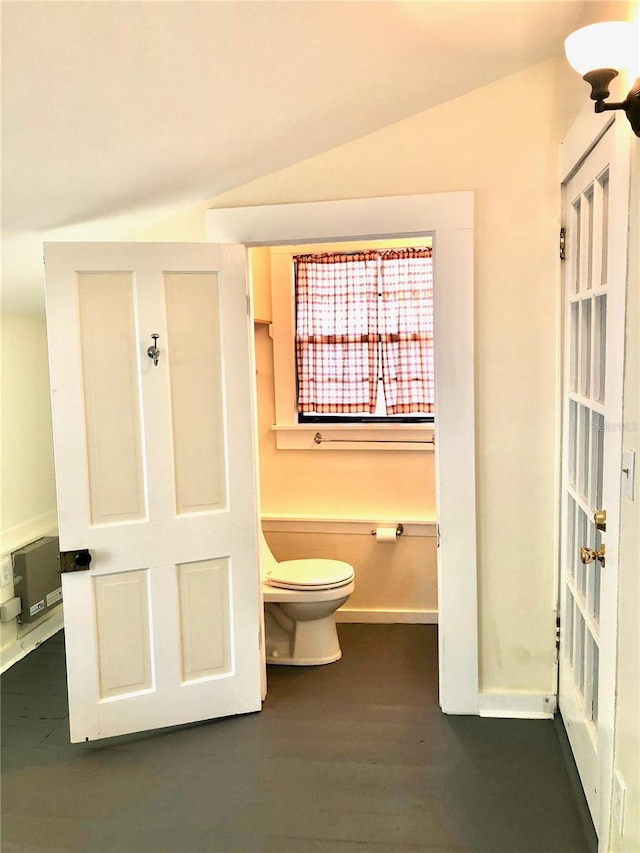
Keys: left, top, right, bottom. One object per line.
{"left": 563, "top": 163, "right": 609, "bottom": 738}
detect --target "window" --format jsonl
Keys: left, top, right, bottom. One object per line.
{"left": 295, "top": 248, "right": 434, "bottom": 423}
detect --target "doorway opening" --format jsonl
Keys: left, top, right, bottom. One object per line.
{"left": 249, "top": 236, "right": 438, "bottom": 651}
{"left": 207, "top": 191, "right": 477, "bottom": 714}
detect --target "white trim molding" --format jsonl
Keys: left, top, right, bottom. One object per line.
{"left": 207, "top": 191, "right": 478, "bottom": 715}
{"left": 336, "top": 609, "right": 438, "bottom": 625}
{"left": 271, "top": 423, "right": 434, "bottom": 452}
{"left": 1, "top": 607, "right": 64, "bottom": 673}
{"left": 262, "top": 516, "right": 436, "bottom": 537}
{"left": 479, "top": 692, "right": 557, "bottom": 720}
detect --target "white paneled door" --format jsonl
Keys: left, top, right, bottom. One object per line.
{"left": 559, "top": 119, "right": 629, "bottom": 839}
{"left": 44, "top": 243, "right": 262, "bottom": 742}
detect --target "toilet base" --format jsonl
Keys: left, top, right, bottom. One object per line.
{"left": 264, "top": 607, "right": 343, "bottom": 666}
{"left": 266, "top": 649, "right": 342, "bottom": 666}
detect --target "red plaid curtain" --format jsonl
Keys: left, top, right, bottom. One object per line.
{"left": 379, "top": 248, "right": 434, "bottom": 414}
{"left": 295, "top": 248, "right": 433, "bottom": 414}
{"left": 296, "top": 252, "right": 379, "bottom": 413}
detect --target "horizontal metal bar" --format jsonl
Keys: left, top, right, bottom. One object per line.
{"left": 314, "top": 432, "right": 434, "bottom": 446}
{"left": 371, "top": 523, "right": 404, "bottom": 536}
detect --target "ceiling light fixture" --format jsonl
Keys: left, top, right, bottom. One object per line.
{"left": 564, "top": 21, "right": 640, "bottom": 136}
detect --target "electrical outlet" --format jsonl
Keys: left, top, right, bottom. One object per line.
{"left": 0, "top": 558, "right": 12, "bottom": 588}
{"left": 613, "top": 770, "right": 626, "bottom": 836}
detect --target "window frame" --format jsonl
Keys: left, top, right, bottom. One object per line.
{"left": 294, "top": 247, "right": 436, "bottom": 426}
{"left": 269, "top": 239, "right": 435, "bottom": 450}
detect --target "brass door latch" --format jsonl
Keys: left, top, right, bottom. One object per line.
{"left": 594, "top": 509, "right": 606, "bottom": 532}
{"left": 580, "top": 544, "right": 605, "bottom": 568}
{"left": 581, "top": 509, "right": 607, "bottom": 566}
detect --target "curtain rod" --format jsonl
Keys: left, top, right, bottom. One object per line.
{"left": 294, "top": 247, "right": 432, "bottom": 262}
{"left": 314, "top": 432, "right": 434, "bottom": 446}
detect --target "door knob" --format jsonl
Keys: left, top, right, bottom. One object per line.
{"left": 74, "top": 551, "right": 92, "bottom": 568}
{"left": 59, "top": 548, "right": 93, "bottom": 573}
{"left": 580, "top": 544, "right": 606, "bottom": 568}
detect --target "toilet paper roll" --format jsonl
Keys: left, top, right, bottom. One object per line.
{"left": 375, "top": 527, "right": 397, "bottom": 543}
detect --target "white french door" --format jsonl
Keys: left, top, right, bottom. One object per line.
{"left": 558, "top": 118, "right": 630, "bottom": 840}
{"left": 44, "top": 242, "right": 262, "bottom": 742}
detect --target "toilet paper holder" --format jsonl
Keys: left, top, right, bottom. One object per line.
{"left": 371, "top": 524, "right": 404, "bottom": 537}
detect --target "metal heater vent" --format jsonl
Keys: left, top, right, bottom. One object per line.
{"left": 12, "top": 537, "right": 62, "bottom": 623}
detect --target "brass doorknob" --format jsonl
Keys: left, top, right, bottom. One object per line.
{"left": 580, "top": 544, "right": 606, "bottom": 567}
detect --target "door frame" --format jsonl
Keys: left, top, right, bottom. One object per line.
{"left": 558, "top": 109, "right": 631, "bottom": 845}
{"left": 206, "top": 191, "right": 478, "bottom": 715}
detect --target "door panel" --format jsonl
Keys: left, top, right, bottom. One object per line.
{"left": 78, "top": 272, "right": 147, "bottom": 525}
{"left": 93, "top": 570, "right": 154, "bottom": 699}
{"left": 177, "top": 558, "right": 232, "bottom": 682}
{"left": 559, "top": 119, "right": 630, "bottom": 839}
{"left": 165, "top": 273, "right": 227, "bottom": 515}
{"left": 44, "top": 243, "right": 262, "bottom": 742}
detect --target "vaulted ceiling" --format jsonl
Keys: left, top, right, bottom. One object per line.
{"left": 0, "top": 0, "right": 625, "bottom": 310}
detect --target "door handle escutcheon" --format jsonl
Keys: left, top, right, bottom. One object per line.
{"left": 59, "top": 549, "right": 93, "bottom": 573}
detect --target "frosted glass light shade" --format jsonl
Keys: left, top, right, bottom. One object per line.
{"left": 564, "top": 21, "right": 632, "bottom": 76}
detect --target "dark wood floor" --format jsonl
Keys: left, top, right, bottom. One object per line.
{"left": 1, "top": 625, "right": 596, "bottom": 852}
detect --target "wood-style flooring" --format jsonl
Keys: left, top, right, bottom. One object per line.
{"left": 1, "top": 625, "right": 596, "bottom": 852}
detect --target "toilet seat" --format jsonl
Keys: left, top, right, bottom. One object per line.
{"left": 265, "top": 558, "right": 355, "bottom": 591}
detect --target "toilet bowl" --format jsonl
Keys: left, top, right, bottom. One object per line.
{"left": 260, "top": 532, "right": 355, "bottom": 665}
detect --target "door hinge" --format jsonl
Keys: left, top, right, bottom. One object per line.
{"left": 436, "top": 524, "right": 440, "bottom": 548}
{"left": 555, "top": 615, "right": 561, "bottom": 651}
{"left": 559, "top": 227, "right": 566, "bottom": 261}
{"left": 246, "top": 294, "right": 251, "bottom": 316}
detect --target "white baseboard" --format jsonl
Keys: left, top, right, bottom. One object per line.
{"left": 336, "top": 609, "right": 438, "bottom": 624}
{"left": 262, "top": 517, "right": 436, "bottom": 537}
{"left": 0, "top": 607, "right": 64, "bottom": 673}
{"left": 479, "top": 691, "right": 557, "bottom": 720}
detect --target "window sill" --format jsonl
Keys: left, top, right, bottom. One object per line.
{"left": 271, "top": 423, "right": 435, "bottom": 451}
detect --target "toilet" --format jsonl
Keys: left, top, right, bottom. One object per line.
{"left": 260, "top": 531, "right": 355, "bottom": 665}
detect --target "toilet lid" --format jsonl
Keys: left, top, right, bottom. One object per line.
{"left": 266, "top": 559, "right": 354, "bottom": 591}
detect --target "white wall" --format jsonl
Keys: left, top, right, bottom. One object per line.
{"left": 147, "top": 58, "right": 578, "bottom": 699}
{"left": 140, "top": 40, "right": 640, "bottom": 848}
{"left": 143, "top": 58, "right": 567, "bottom": 695}
{"left": 196, "top": 58, "right": 564, "bottom": 696}
{"left": 0, "top": 314, "right": 59, "bottom": 659}
{"left": 1, "top": 315, "right": 57, "bottom": 549}
{"left": 252, "top": 241, "right": 436, "bottom": 520}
